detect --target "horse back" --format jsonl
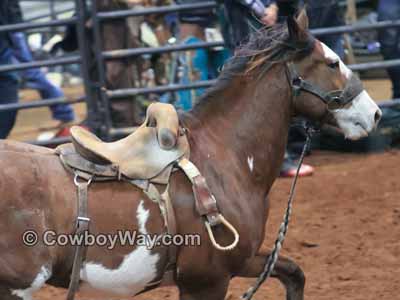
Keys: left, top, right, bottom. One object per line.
{"left": 0, "top": 140, "right": 170, "bottom": 294}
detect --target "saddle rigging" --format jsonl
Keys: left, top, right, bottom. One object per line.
{"left": 56, "top": 102, "right": 239, "bottom": 300}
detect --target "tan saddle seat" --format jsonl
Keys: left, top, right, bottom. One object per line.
{"left": 70, "top": 103, "right": 189, "bottom": 181}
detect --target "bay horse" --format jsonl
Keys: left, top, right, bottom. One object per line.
{"left": 0, "top": 12, "right": 380, "bottom": 300}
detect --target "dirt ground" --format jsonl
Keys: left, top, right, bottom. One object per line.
{"left": 10, "top": 79, "right": 400, "bottom": 299}
{"left": 32, "top": 150, "right": 400, "bottom": 300}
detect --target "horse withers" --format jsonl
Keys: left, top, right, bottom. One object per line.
{"left": 0, "top": 11, "right": 380, "bottom": 300}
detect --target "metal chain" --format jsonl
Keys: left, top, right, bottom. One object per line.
{"left": 241, "top": 127, "right": 314, "bottom": 300}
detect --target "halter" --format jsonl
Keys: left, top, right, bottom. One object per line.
{"left": 286, "top": 61, "right": 364, "bottom": 110}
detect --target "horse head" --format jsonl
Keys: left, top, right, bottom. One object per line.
{"left": 285, "top": 10, "right": 382, "bottom": 140}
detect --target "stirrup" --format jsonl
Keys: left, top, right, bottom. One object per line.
{"left": 204, "top": 214, "right": 239, "bottom": 251}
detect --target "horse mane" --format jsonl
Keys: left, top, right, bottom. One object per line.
{"left": 189, "top": 23, "right": 315, "bottom": 115}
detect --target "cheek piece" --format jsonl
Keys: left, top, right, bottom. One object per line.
{"left": 286, "top": 61, "right": 364, "bottom": 110}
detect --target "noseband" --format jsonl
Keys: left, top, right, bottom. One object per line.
{"left": 286, "top": 61, "right": 363, "bottom": 110}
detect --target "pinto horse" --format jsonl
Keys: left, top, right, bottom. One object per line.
{"left": 0, "top": 12, "right": 380, "bottom": 300}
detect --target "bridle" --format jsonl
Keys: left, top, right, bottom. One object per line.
{"left": 286, "top": 61, "right": 364, "bottom": 110}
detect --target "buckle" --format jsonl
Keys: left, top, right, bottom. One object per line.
{"left": 74, "top": 174, "right": 93, "bottom": 187}
{"left": 327, "top": 96, "right": 344, "bottom": 110}
{"left": 291, "top": 77, "right": 303, "bottom": 97}
{"left": 77, "top": 216, "right": 91, "bottom": 223}
{"left": 206, "top": 212, "right": 222, "bottom": 227}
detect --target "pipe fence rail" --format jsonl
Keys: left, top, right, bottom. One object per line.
{"left": 0, "top": 17, "right": 77, "bottom": 33}
{"left": 25, "top": 7, "right": 75, "bottom": 22}
{"left": 0, "top": 96, "right": 84, "bottom": 112}
{"left": 0, "top": 0, "right": 398, "bottom": 146}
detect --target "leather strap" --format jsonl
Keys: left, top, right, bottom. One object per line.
{"left": 161, "top": 188, "right": 177, "bottom": 267}
{"left": 143, "top": 186, "right": 178, "bottom": 288}
{"left": 192, "top": 175, "right": 221, "bottom": 226}
{"left": 177, "top": 158, "right": 222, "bottom": 226}
{"left": 66, "top": 175, "right": 91, "bottom": 300}
{"left": 177, "top": 158, "right": 239, "bottom": 251}
{"left": 286, "top": 61, "right": 363, "bottom": 110}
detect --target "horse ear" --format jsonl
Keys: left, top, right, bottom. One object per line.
{"left": 287, "top": 11, "right": 309, "bottom": 43}
{"left": 296, "top": 8, "right": 309, "bottom": 31}
{"left": 287, "top": 16, "right": 302, "bottom": 42}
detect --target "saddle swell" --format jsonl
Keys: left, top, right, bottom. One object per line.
{"left": 145, "top": 102, "right": 180, "bottom": 150}
{"left": 69, "top": 103, "right": 190, "bottom": 183}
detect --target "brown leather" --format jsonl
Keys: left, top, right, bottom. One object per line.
{"left": 69, "top": 104, "right": 189, "bottom": 181}
{"left": 145, "top": 103, "right": 180, "bottom": 150}
{"left": 192, "top": 175, "right": 221, "bottom": 226}
{"left": 162, "top": 190, "right": 177, "bottom": 266}
{"left": 58, "top": 143, "right": 168, "bottom": 185}
{"left": 66, "top": 177, "right": 90, "bottom": 300}
{"left": 57, "top": 144, "right": 119, "bottom": 179}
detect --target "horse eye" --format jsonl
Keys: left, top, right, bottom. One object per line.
{"left": 328, "top": 61, "right": 340, "bottom": 69}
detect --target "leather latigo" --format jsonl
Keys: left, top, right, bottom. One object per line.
{"left": 192, "top": 175, "right": 221, "bottom": 226}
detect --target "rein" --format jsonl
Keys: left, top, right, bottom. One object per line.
{"left": 242, "top": 126, "right": 314, "bottom": 300}
{"left": 242, "top": 61, "right": 330, "bottom": 300}
{"left": 242, "top": 58, "right": 362, "bottom": 299}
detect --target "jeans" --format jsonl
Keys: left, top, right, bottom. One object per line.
{"left": 10, "top": 32, "right": 75, "bottom": 122}
{"left": 378, "top": 0, "right": 400, "bottom": 98}
{"left": 0, "top": 48, "right": 18, "bottom": 139}
{"left": 306, "top": 1, "right": 345, "bottom": 59}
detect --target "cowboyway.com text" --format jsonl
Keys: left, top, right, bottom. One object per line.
{"left": 22, "top": 230, "right": 201, "bottom": 250}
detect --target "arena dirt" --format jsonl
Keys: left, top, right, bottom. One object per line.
{"left": 33, "top": 149, "right": 400, "bottom": 300}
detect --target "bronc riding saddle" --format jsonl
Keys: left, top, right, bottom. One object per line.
{"left": 56, "top": 102, "right": 239, "bottom": 300}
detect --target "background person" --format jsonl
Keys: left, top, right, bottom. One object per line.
{"left": 378, "top": 0, "right": 400, "bottom": 99}
{"left": 0, "top": 0, "right": 22, "bottom": 138}
{"left": 305, "top": 0, "right": 345, "bottom": 59}
{"left": 0, "top": 0, "right": 75, "bottom": 139}
{"left": 223, "top": 0, "right": 278, "bottom": 50}
{"left": 10, "top": 31, "right": 76, "bottom": 127}
{"left": 174, "top": 0, "right": 230, "bottom": 111}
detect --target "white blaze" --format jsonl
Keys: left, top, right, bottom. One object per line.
{"left": 320, "top": 42, "right": 381, "bottom": 140}
{"left": 321, "top": 42, "right": 352, "bottom": 79}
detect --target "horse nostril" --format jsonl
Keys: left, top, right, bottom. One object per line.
{"left": 374, "top": 109, "right": 382, "bottom": 124}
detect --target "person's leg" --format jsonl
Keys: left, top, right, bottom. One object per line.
{"left": 0, "top": 74, "right": 19, "bottom": 139}
{"left": 23, "top": 71, "right": 75, "bottom": 122}
{"left": 323, "top": 2, "right": 345, "bottom": 59}
{"left": 378, "top": 0, "right": 400, "bottom": 98}
{"left": 0, "top": 47, "right": 19, "bottom": 139}
{"left": 321, "top": 34, "right": 345, "bottom": 60}
{"left": 308, "top": 2, "right": 345, "bottom": 59}
{"left": 10, "top": 32, "right": 75, "bottom": 122}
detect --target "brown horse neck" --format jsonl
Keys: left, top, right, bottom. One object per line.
{"left": 185, "top": 64, "right": 293, "bottom": 187}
